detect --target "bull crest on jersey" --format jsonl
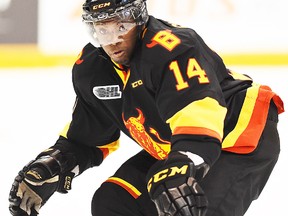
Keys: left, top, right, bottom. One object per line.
{"left": 122, "top": 108, "right": 170, "bottom": 159}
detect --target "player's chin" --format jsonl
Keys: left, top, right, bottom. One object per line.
{"left": 111, "top": 55, "right": 130, "bottom": 66}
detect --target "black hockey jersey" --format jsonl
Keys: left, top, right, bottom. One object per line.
{"left": 57, "top": 16, "right": 284, "bottom": 171}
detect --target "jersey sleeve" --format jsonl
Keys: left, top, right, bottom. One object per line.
{"left": 53, "top": 44, "right": 121, "bottom": 173}
{"left": 60, "top": 94, "right": 120, "bottom": 154}
{"left": 54, "top": 93, "right": 120, "bottom": 173}
{"left": 155, "top": 47, "right": 228, "bottom": 166}
{"left": 138, "top": 19, "right": 229, "bottom": 165}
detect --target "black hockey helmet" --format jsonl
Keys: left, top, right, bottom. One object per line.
{"left": 82, "top": 0, "right": 148, "bottom": 46}
{"left": 82, "top": 0, "right": 148, "bottom": 25}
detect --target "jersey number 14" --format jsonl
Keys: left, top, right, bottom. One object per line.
{"left": 149, "top": 30, "right": 210, "bottom": 91}
{"left": 169, "top": 59, "right": 210, "bottom": 91}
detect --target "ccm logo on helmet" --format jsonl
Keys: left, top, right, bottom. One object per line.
{"left": 93, "top": 2, "right": 111, "bottom": 10}
{"left": 147, "top": 165, "right": 188, "bottom": 192}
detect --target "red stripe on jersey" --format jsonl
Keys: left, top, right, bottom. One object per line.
{"left": 223, "top": 85, "right": 284, "bottom": 154}
{"left": 105, "top": 177, "right": 141, "bottom": 199}
{"left": 100, "top": 148, "right": 109, "bottom": 159}
{"left": 173, "top": 126, "right": 222, "bottom": 142}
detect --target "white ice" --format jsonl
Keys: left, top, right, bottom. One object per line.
{"left": 0, "top": 66, "right": 287, "bottom": 215}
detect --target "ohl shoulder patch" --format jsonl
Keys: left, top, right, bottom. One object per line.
{"left": 93, "top": 85, "right": 122, "bottom": 100}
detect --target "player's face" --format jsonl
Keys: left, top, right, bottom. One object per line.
{"left": 96, "top": 20, "right": 138, "bottom": 66}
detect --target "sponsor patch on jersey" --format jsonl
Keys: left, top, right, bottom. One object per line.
{"left": 93, "top": 85, "right": 122, "bottom": 100}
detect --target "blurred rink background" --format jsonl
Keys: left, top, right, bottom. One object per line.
{"left": 0, "top": 0, "right": 287, "bottom": 215}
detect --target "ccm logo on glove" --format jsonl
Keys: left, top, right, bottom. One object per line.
{"left": 64, "top": 176, "right": 72, "bottom": 190}
{"left": 147, "top": 164, "right": 188, "bottom": 192}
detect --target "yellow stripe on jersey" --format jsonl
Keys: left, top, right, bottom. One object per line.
{"left": 98, "top": 140, "right": 120, "bottom": 159}
{"left": 59, "top": 122, "right": 71, "bottom": 138}
{"left": 106, "top": 177, "right": 142, "bottom": 199}
{"left": 112, "top": 60, "right": 130, "bottom": 89}
{"left": 222, "top": 84, "right": 259, "bottom": 149}
{"left": 221, "top": 83, "right": 261, "bottom": 150}
{"left": 166, "top": 97, "right": 227, "bottom": 141}
{"left": 59, "top": 122, "right": 119, "bottom": 159}
{"left": 228, "top": 70, "right": 252, "bottom": 81}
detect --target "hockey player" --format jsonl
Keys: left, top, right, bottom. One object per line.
{"left": 9, "top": 0, "right": 284, "bottom": 215}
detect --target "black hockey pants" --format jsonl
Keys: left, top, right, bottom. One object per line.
{"left": 91, "top": 102, "right": 280, "bottom": 216}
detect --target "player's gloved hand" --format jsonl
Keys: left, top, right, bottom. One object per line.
{"left": 147, "top": 151, "right": 210, "bottom": 216}
{"left": 9, "top": 149, "right": 77, "bottom": 216}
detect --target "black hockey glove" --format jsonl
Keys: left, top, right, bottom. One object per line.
{"left": 147, "top": 151, "right": 210, "bottom": 216}
{"left": 9, "top": 149, "right": 77, "bottom": 216}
